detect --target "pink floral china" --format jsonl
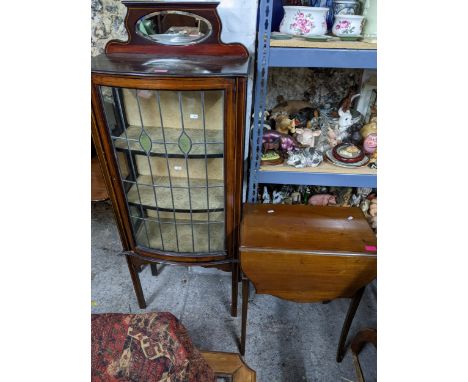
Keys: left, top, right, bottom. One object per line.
{"left": 279, "top": 6, "right": 329, "bottom": 37}
{"left": 332, "top": 14, "right": 365, "bottom": 37}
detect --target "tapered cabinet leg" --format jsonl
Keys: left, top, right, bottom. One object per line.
{"left": 150, "top": 263, "right": 158, "bottom": 276}
{"left": 336, "top": 287, "right": 365, "bottom": 363}
{"left": 126, "top": 256, "right": 146, "bottom": 309}
{"left": 240, "top": 276, "right": 249, "bottom": 356}
{"left": 231, "top": 262, "right": 239, "bottom": 317}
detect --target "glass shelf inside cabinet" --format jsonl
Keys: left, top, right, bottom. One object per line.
{"left": 99, "top": 86, "right": 226, "bottom": 254}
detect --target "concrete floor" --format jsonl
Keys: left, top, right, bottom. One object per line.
{"left": 92, "top": 203, "right": 377, "bottom": 382}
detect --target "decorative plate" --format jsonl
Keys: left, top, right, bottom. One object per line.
{"left": 332, "top": 143, "right": 365, "bottom": 163}
{"left": 304, "top": 35, "right": 329, "bottom": 42}
{"left": 339, "top": 35, "right": 363, "bottom": 41}
{"left": 271, "top": 33, "right": 293, "bottom": 40}
{"left": 326, "top": 149, "right": 369, "bottom": 168}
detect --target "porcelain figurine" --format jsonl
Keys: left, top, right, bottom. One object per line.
{"left": 274, "top": 113, "right": 297, "bottom": 135}
{"left": 271, "top": 96, "right": 314, "bottom": 118}
{"left": 290, "top": 107, "right": 315, "bottom": 129}
{"left": 287, "top": 147, "right": 323, "bottom": 168}
{"left": 338, "top": 93, "right": 361, "bottom": 131}
{"left": 262, "top": 186, "right": 271, "bottom": 204}
{"left": 291, "top": 191, "right": 301, "bottom": 205}
{"left": 360, "top": 198, "right": 370, "bottom": 215}
{"left": 363, "top": 133, "right": 377, "bottom": 154}
{"left": 272, "top": 190, "right": 284, "bottom": 204}
{"left": 308, "top": 194, "right": 337, "bottom": 206}
{"left": 295, "top": 128, "right": 322, "bottom": 148}
{"left": 263, "top": 129, "right": 303, "bottom": 153}
{"left": 327, "top": 126, "right": 339, "bottom": 148}
{"left": 360, "top": 116, "right": 377, "bottom": 154}
{"left": 360, "top": 116, "right": 377, "bottom": 138}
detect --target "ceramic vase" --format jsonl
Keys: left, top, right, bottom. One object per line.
{"left": 279, "top": 6, "right": 329, "bottom": 36}
{"left": 332, "top": 14, "right": 364, "bottom": 36}
{"left": 362, "top": 0, "right": 377, "bottom": 42}
{"left": 333, "top": 0, "right": 361, "bottom": 15}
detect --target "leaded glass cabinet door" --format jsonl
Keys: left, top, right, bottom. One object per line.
{"left": 92, "top": 77, "right": 241, "bottom": 263}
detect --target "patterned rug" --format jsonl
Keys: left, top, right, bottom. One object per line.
{"left": 91, "top": 312, "right": 215, "bottom": 381}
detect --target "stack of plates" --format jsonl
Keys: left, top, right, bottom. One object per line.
{"left": 326, "top": 143, "right": 369, "bottom": 168}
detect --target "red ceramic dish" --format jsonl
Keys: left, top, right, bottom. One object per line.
{"left": 332, "top": 143, "right": 365, "bottom": 163}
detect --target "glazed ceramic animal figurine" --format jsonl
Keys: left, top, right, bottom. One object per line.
{"left": 271, "top": 95, "right": 314, "bottom": 118}
{"left": 274, "top": 114, "right": 296, "bottom": 134}
{"left": 262, "top": 129, "right": 303, "bottom": 153}
{"left": 286, "top": 148, "right": 323, "bottom": 168}
{"left": 338, "top": 93, "right": 361, "bottom": 131}
{"left": 308, "top": 194, "right": 337, "bottom": 206}
{"left": 295, "top": 128, "right": 322, "bottom": 148}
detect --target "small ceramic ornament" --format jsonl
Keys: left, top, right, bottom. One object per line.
{"left": 363, "top": 133, "right": 377, "bottom": 154}
{"left": 286, "top": 147, "right": 323, "bottom": 168}
{"left": 271, "top": 96, "right": 314, "bottom": 117}
{"left": 360, "top": 116, "right": 377, "bottom": 139}
{"left": 272, "top": 190, "right": 284, "bottom": 204}
{"left": 263, "top": 129, "right": 303, "bottom": 153}
{"left": 274, "top": 113, "right": 296, "bottom": 135}
{"left": 262, "top": 186, "right": 271, "bottom": 204}
{"left": 338, "top": 94, "right": 361, "bottom": 131}
{"left": 291, "top": 191, "right": 301, "bottom": 205}
{"left": 295, "top": 128, "right": 322, "bottom": 148}
{"left": 308, "top": 194, "right": 337, "bottom": 206}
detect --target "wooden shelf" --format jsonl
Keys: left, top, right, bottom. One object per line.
{"left": 126, "top": 174, "right": 224, "bottom": 212}
{"left": 136, "top": 218, "right": 224, "bottom": 253}
{"left": 270, "top": 37, "right": 377, "bottom": 50}
{"left": 268, "top": 37, "right": 377, "bottom": 69}
{"left": 258, "top": 161, "right": 376, "bottom": 187}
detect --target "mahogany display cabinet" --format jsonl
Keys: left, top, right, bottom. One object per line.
{"left": 91, "top": 1, "right": 249, "bottom": 315}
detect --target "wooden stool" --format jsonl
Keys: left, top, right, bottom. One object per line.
{"left": 239, "top": 204, "right": 377, "bottom": 360}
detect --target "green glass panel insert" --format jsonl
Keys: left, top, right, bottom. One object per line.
{"left": 178, "top": 131, "right": 192, "bottom": 155}
{"left": 139, "top": 130, "right": 152, "bottom": 154}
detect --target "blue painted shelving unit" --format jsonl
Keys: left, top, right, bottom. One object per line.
{"left": 247, "top": 0, "right": 377, "bottom": 202}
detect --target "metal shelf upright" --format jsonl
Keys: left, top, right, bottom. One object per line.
{"left": 247, "top": 0, "right": 377, "bottom": 203}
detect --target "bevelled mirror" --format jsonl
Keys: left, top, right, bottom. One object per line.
{"left": 136, "top": 11, "right": 212, "bottom": 45}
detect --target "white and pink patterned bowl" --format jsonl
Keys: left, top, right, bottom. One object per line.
{"left": 332, "top": 14, "right": 365, "bottom": 37}
{"left": 279, "top": 6, "right": 329, "bottom": 37}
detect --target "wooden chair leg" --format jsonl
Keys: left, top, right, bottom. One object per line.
{"left": 336, "top": 286, "right": 365, "bottom": 363}
{"left": 150, "top": 263, "right": 158, "bottom": 276}
{"left": 351, "top": 328, "right": 377, "bottom": 382}
{"left": 231, "top": 262, "right": 239, "bottom": 317}
{"left": 126, "top": 256, "right": 146, "bottom": 309}
{"left": 240, "top": 276, "right": 249, "bottom": 356}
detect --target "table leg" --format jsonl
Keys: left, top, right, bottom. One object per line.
{"left": 150, "top": 263, "right": 158, "bottom": 276}
{"left": 240, "top": 276, "right": 249, "bottom": 356}
{"left": 231, "top": 262, "right": 239, "bottom": 317}
{"left": 336, "top": 286, "right": 365, "bottom": 363}
{"left": 126, "top": 256, "right": 147, "bottom": 309}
